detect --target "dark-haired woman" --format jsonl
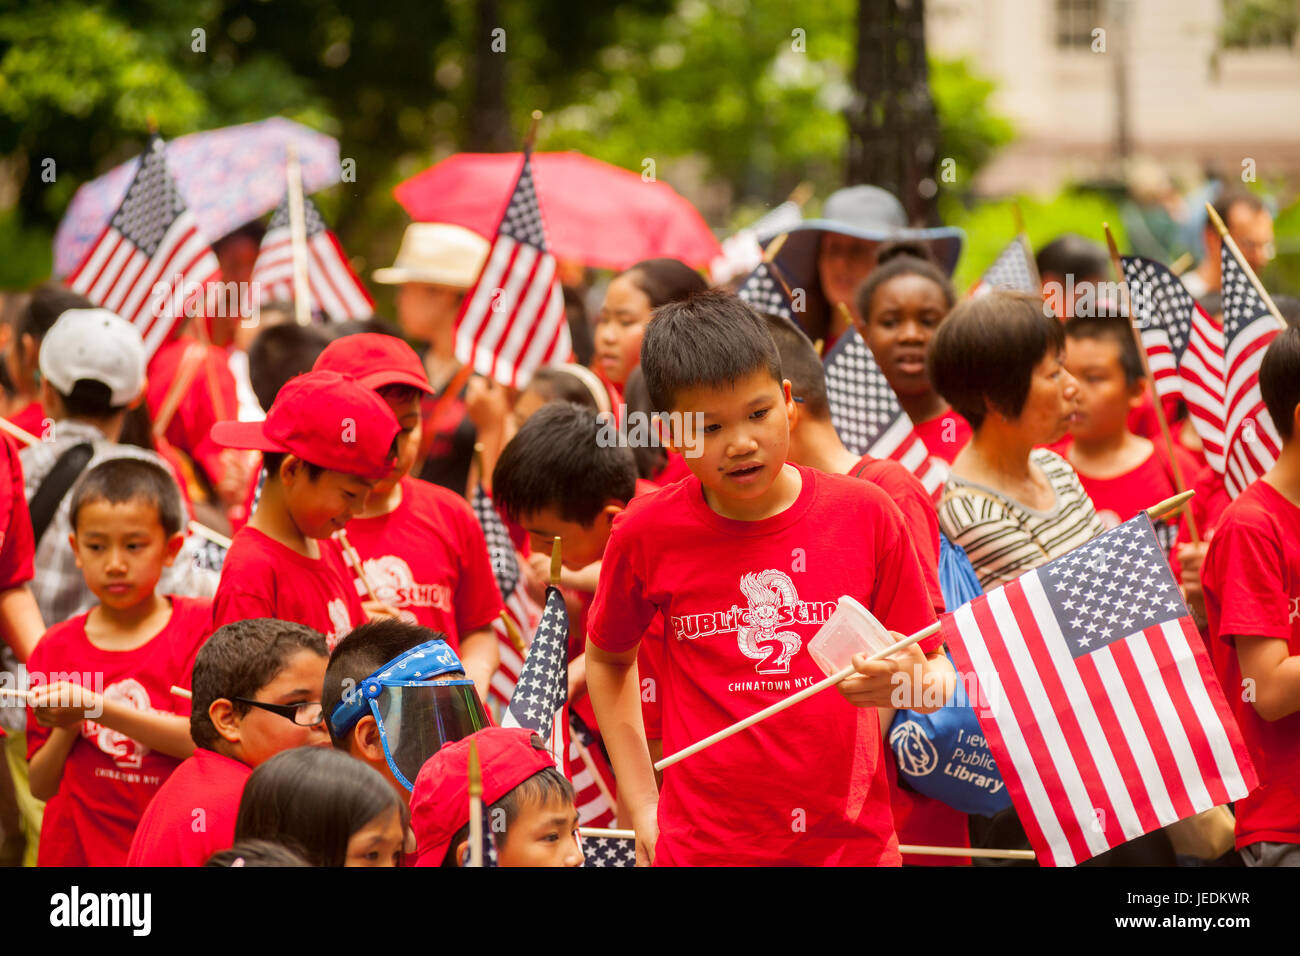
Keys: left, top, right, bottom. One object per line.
{"left": 234, "top": 747, "right": 409, "bottom": 867}
{"left": 854, "top": 242, "right": 971, "bottom": 464}
{"left": 592, "top": 258, "right": 707, "bottom": 403}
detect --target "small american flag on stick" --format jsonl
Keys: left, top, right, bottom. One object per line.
{"left": 1122, "top": 255, "right": 1227, "bottom": 473}
{"left": 823, "top": 327, "right": 946, "bottom": 496}
{"left": 943, "top": 513, "right": 1256, "bottom": 866}
{"left": 1219, "top": 241, "right": 1284, "bottom": 498}
{"left": 67, "top": 135, "right": 220, "bottom": 360}
{"left": 455, "top": 148, "right": 570, "bottom": 388}
{"left": 251, "top": 193, "right": 373, "bottom": 320}
{"left": 499, "top": 577, "right": 569, "bottom": 768}
{"left": 968, "top": 235, "right": 1039, "bottom": 297}
{"left": 736, "top": 261, "right": 795, "bottom": 322}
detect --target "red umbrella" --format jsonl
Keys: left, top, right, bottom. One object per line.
{"left": 393, "top": 151, "right": 720, "bottom": 271}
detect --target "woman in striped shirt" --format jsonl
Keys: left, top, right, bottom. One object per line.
{"left": 926, "top": 291, "right": 1176, "bottom": 866}
{"left": 929, "top": 291, "right": 1103, "bottom": 592}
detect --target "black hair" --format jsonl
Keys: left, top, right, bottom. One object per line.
{"left": 1211, "top": 188, "right": 1268, "bottom": 230}
{"left": 69, "top": 457, "right": 184, "bottom": 537}
{"left": 374, "top": 383, "right": 426, "bottom": 407}
{"left": 761, "top": 313, "right": 829, "bottom": 421}
{"left": 248, "top": 323, "right": 331, "bottom": 413}
{"left": 640, "top": 290, "right": 783, "bottom": 413}
{"left": 492, "top": 402, "right": 637, "bottom": 526}
{"left": 620, "top": 258, "right": 708, "bottom": 310}
{"left": 260, "top": 451, "right": 327, "bottom": 483}
{"left": 441, "top": 737, "right": 576, "bottom": 866}
{"left": 204, "top": 839, "right": 313, "bottom": 867}
{"left": 57, "top": 380, "right": 123, "bottom": 419}
{"left": 1260, "top": 327, "right": 1300, "bottom": 442}
{"left": 527, "top": 366, "right": 599, "bottom": 411}
{"left": 323, "top": 620, "right": 450, "bottom": 746}
{"left": 622, "top": 367, "right": 667, "bottom": 479}
{"left": 563, "top": 286, "right": 595, "bottom": 367}
{"left": 190, "top": 619, "right": 328, "bottom": 751}
{"left": 1035, "top": 234, "right": 1108, "bottom": 281}
{"left": 16, "top": 283, "right": 93, "bottom": 344}
{"left": 1064, "top": 315, "right": 1143, "bottom": 386}
{"left": 326, "top": 317, "right": 403, "bottom": 340}
{"left": 235, "top": 747, "right": 408, "bottom": 867}
{"left": 213, "top": 220, "right": 267, "bottom": 252}
{"left": 929, "top": 291, "right": 1066, "bottom": 430}
{"left": 854, "top": 241, "right": 956, "bottom": 325}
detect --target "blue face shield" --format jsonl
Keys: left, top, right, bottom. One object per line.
{"left": 329, "top": 639, "right": 490, "bottom": 791}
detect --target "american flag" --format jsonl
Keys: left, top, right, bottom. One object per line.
{"left": 1122, "top": 255, "right": 1227, "bottom": 473}
{"left": 455, "top": 149, "right": 570, "bottom": 388}
{"left": 500, "top": 580, "right": 569, "bottom": 770}
{"left": 943, "top": 513, "right": 1256, "bottom": 866}
{"left": 823, "top": 329, "right": 946, "bottom": 496}
{"left": 67, "top": 135, "right": 220, "bottom": 360}
{"left": 1219, "top": 243, "right": 1284, "bottom": 498}
{"left": 568, "top": 712, "right": 617, "bottom": 829}
{"left": 250, "top": 193, "right": 373, "bottom": 320}
{"left": 968, "top": 235, "right": 1038, "bottom": 297}
{"left": 736, "top": 261, "right": 794, "bottom": 322}
{"left": 469, "top": 482, "right": 539, "bottom": 711}
{"left": 580, "top": 834, "right": 638, "bottom": 868}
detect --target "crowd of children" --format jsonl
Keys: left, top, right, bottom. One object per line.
{"left": 1, "top": 181, "right": 1298, "bottom": 869}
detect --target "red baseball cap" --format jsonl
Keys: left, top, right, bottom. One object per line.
{"left": 312, "top": 333, "right": 433, "bottom": 394}
{"left": 410, "top": 727, "right": 556, "bottom": 867}
{"left": 209, "top": 369, "right": 400, "bottom": 480}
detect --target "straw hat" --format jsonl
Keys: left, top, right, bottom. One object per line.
{"left": 373, "top": 223, "right": 490, "bottom": 288}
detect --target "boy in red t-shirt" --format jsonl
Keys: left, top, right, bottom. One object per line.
{"left": 313, "top": 333, "right": 501, "bottom": 701}
{"left": 128, "top": 617, "right": 331, "bottom": 866}
{"left": 25, "top": 458, "right": 210, "bottom": 865}
{"left": 586, "top": 291, "right": 954, "bottom": 866}
{"left": 1201, "top": 327, "right": 1300, "bottom": 864}
{"left": 1062, "top": 316, "right": 1197, "bottom": 552}
{"left": 208, "top": 369, "right": 401, "bottom": 649}
{"left": 491, "top": 401, "right": 666, "bottom": 770}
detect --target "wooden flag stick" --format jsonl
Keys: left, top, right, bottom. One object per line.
{"left": 188, "top": 520, "right": 231, "bottom": 549}
{"left": 0, "top": 417, "right": 40, "bottom": 447}
{"left": 498, "top": 610, "right": 526, "bottom": 654}
{"left": 1103, "top": 223, "right": 1199, "bottom": 543}
{"left": 1205, "top": 202, "right": 1288, "bottom": 331}
{"left": 170, "top": 685, "right": 192, "bottom": 700}
{"left": 0, "top": 687, "right": 31, "bottom": 701}
{"left": 575, "top": 827, "right": 1035, "bottom": 859}
{"left": 787, "top": 181, "right": 814, "bottom": 208}
{"left": 550, "top": 535, "right": 562, "bottom": 588}
{"left": 1011, "top": 200, "right": 1026, "bottom": 238}
{"left": 655, "top": 620, "right": 942, "bottom": 772}
{"left": 468, "top": 739, "right": 484, "bottom": 868}
{"left": 762, "top": 232, "right": 789, "bottom": 265}
{"left": 286, "top": 146, "right": 311, "bottom": 327}
{"left": 656, "top": 487, "right": 1197, "bottom": 773}
{"left": 1169, "top": 252, "right": 1194, "bottom": 277}
{"left": 153, "top": 340, "right": 208, "bottom": 438}
{"left": 523, "top": 110, "right": 543, "bottom": 151}
{"left": 335, "top": 528, "right": 379, "bottom": 603}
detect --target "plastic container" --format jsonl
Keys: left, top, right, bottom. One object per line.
{"left": 807, "top": 595, "right": 894, "bottom": 678}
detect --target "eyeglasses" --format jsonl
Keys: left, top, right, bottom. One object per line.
{"left": 232, "top": 697, "right": 325, "bottom": 727}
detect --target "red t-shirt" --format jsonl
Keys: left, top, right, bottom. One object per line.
{"left": 212, "top": 526, "right": 364, "bottom": 650}
{"left": 850, "top": 454, "right": 944, "bottom": 615}
{"left": 0, "top": 434, "right": 35, "bottom": 592}
{"left": 913, "top": 409, "right": 971, "bottom": 465}
{"left": 146, "top": 338, "right": 239, "bottom": 489}
{"left": 588, "top": 464, "right": 940, "bottom": 866}
{"left": 342, "top": 477, "right": 503, "bottom": 651}
{"left": 1201, "top": 481, "right": 1300, "bottom": 849}
{"left": 8, "top": 400, "right": 46, "bottom": 439}
{"left": 25, "top": 596, "right": 212, "bottom": 866}
{"left": 1065, "top": 440, "right": 1200, "bottom": 555}
{"left": 127, "top": 747, "right": 251, "bottom": 866}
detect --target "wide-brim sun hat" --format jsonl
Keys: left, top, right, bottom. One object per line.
{"left": 372, "top": 222, "right": 490, "bottom": 288}
{"left": 769, "top": 185, "right": 965, "bottom": 294}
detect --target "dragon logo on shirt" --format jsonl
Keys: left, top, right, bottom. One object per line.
{"left": 360, "top": 555, "right": 447, "bottom": 625}
{"left": 736, "top": 571, "right": 803, "bottom": 675}
{"left": 326, "top": 598, "right": 352, "bottom": 652}
{"left": 82, "top": 678, "right": 152, "bottom": 770}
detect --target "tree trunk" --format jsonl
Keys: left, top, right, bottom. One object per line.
{"left": 846, "top": 0, "right": 942, "bottom": 225}
{"left": 466, "top": 0, "right": 514, "bottom": 151}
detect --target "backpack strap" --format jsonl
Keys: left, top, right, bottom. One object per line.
{"left": 28, "top": 442, "right": 95, "bottom": 545}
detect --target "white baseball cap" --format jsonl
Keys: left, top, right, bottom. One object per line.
{"left": 372, "top": 223, "right": 490, "bottom": 288}
{"left": 39, "top": 308, "right": 147, "bottom": 407}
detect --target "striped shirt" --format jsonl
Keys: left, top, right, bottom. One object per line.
{"left": 938, "top": 448, "right": 1103, "bottom": 593}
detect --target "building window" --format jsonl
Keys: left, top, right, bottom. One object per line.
{"left": 1056, "top": 0, "right": 1102, "bottom": 49}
